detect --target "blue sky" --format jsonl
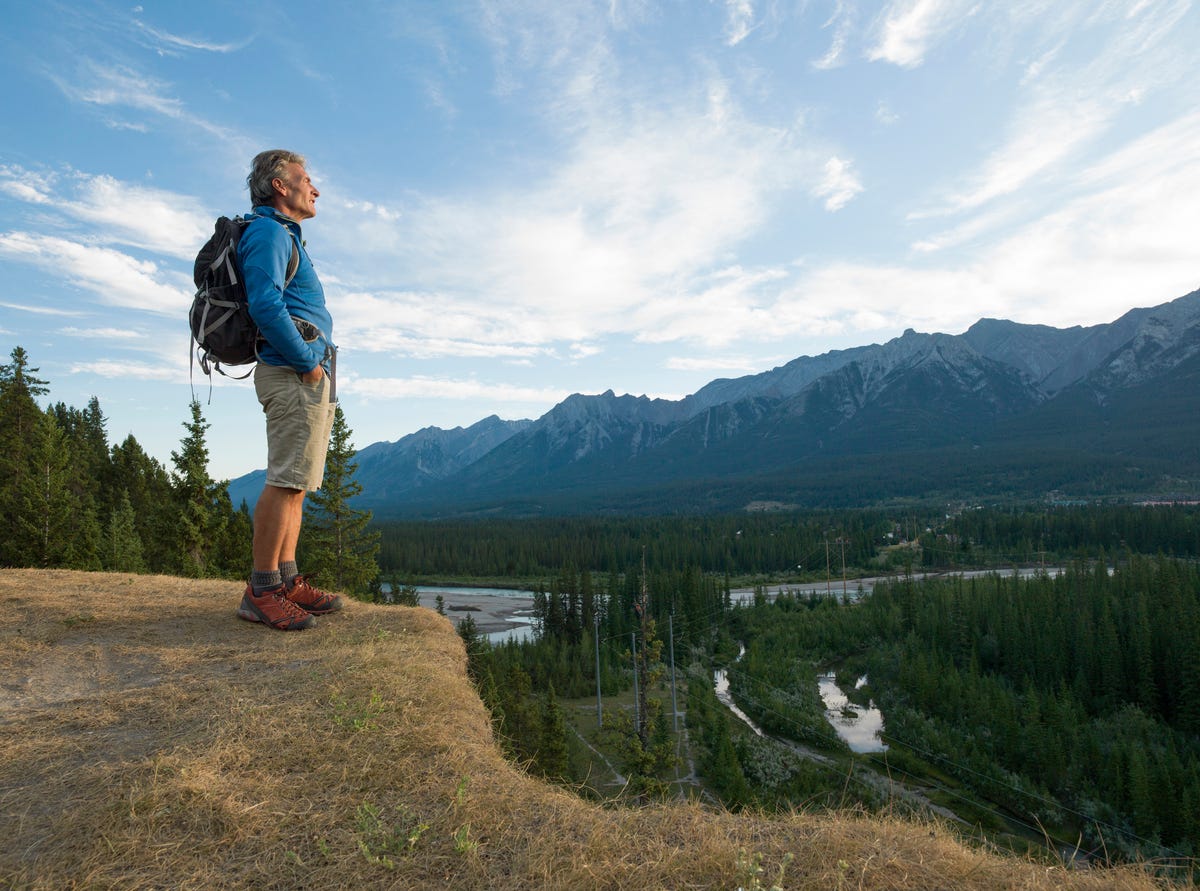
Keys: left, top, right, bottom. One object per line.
{"left": 2, "top": 0, "right": 1198, "bottom": 481}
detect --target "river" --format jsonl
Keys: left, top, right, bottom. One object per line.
{"left": 729, "top": 565, "right": 1064, "bottom": 605}
{"left": 381, "top": 583, "right": 537, "bottom": 644}
{"left": 713, "top": 645, "right": 887, "bottom": 752}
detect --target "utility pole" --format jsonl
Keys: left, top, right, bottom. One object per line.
{"left": 668, "top": 613, "right": 678, "bottom": 733}
{"left": 825, "top": 536, "right": 832, "bottom": 598}
{"left": 594, "top": 611, "right": 603, "bottom": 729}
{"left": 635, "top": 548, "right": 651, "bottom": 743}
{"left": 840, "top": 536, "right": 847, "bottom": 599}
{"left": 631, "top": 631, "right": 640, "bottom": 734}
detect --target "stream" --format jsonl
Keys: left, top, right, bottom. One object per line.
{"left": 713, "top": 646, "right": 887, "bottom": 752}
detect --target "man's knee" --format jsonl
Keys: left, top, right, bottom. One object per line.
{"left": 255, "top": 484, "right": 305, "bottom": 518}
{"left": 263, "top": 483, "right": 304, "bottom": 498}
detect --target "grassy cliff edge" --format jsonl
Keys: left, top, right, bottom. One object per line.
{"left": 0, "top": 570, "right": 1163, "bottom": 890}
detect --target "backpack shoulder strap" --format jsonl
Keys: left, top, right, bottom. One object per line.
{"left": 244, "top": 212, "right": 302, "bottom": 290}
{"left": 283, "top": 236, "right": 300, "bottom": 288}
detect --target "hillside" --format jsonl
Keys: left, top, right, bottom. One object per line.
{"left": 0, "top": 569, "right": 1163, "bottom": 890}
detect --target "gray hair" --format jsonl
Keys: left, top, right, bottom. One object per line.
{"left": 247, "top": 150, "right": 306, "bottom": 207}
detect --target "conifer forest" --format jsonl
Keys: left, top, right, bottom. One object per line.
{"left": 0, "top": 346, "right": 377, "bottom": 593}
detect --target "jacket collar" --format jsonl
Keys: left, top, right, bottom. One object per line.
{"left": 251, "top": 205, "right": 302, "bottom": 231}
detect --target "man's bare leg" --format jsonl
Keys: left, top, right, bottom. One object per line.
{"left": 253, "top": 483, "right": 305, "bottom": 572}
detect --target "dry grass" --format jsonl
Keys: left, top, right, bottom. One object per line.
{"left": 0, "top": 569, "right": 1171, "bottom": 890}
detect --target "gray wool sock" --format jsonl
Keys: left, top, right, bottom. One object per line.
{"left": 280, "top": 560, "right": 299, "bottom": 587}
{"left": 251, "top": 569, "right": 283, "bottom": 595}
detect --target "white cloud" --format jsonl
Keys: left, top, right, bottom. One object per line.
{"left": 1020, "top": 40, "right": 1064, "bottom": 86}
{"left": 0, "top": 232, "right": 189, "bottom": 316}
{"left": 132, "top": 21, "right": 252, "bottom": 54}
{"left": 867, "top": 0, "right": 975, "bottom": 68}
{"left": 722, "top": 0, "right": 757, "bottom": 46}
{"left": 875, "top": 101, "right": 900, "bottom": 125}
{"left": 813, "top": 156, "right": 863, "bottom": 211}
{"left": 70, "top": 175, "right": 211, "bottom": 259}
{"left": 59, "top": 60, "right": 184, "bottom": 117}
{"left": 632, "top": 265, "right": 789, "bottom": 347}
{"left": 0, "top": 166, "right": 55, "bottom": 204}
{"left": 913, "top": 0, "right": 1194, "bottom": 221}
{"left": 548, "top": 107, "right": 1200, "bottom": 353}
{"left": 0, "top": 300, "right": 85, "bottom": 317}
{"left": 330, "top": 290, "right": 560, "bottom": 357}
{"left": 53, "top": 59, "right": 242, "bottom": 143}
{"left": 812, "top": 1, "right": 856, "bottom": 70}
{"left": 666, "top": 354, "right": 784, "bottom": 373}
{"left": 477, "top": 0, "right": 618, "bottom": 98}
{"left": 569, "top": 342, "right": 603, "bottom": 359}
{"left": 1, "top": 167, "right": 210, "bottom": 259}
{"left": 339, "top": 198, "right": 403, "bottom": 222}
{"left": 62, "top": 326, "right": 144, "bottom": 339}
{"left": 322, "top": 89, "right": 828, "bottom": 353}
{"left": 344, "top": 373, "right": 570, "bottom": 405}
{"left": 793, "top": 111, "right": 1200, "bottom": 337}
{"left": 69, "top": 359, "right": 179, "bottom": 381}
{"left": 928, "top": 99, "right": 1111, "bottom": 217}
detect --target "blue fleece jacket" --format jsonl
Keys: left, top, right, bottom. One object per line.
{"left": 238, "top": 206, "right": 334, "bottom": 373}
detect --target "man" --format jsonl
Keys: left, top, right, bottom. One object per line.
{"left": 235, "top": 150, "right": 342, "bottom": 631}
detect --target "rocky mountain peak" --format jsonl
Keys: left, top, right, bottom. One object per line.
{"left": 228, "top": 288, "right": 1200, "bottom": 516}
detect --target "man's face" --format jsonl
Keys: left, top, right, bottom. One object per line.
{"left": 273, "top": 162, "right": 319, "bottom": 221}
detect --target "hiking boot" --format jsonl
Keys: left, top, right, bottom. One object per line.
{"left": 238, "top": 583, "right": 315, "bottom": 630}
{"left": 285, "top": 574, "right": 343, "bottom": 615}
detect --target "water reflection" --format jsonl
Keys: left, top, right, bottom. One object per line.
{"left": 818, "top": 673, "right": 887, "bottom": 753}
{"left": 486, "top": 617, "right": 535, "bottom": 644}
{"left": 713, "top": 667, "right": 765, "bottom": 736}
{"left": 381, "top": 584, "right": 538, "bottom": 645}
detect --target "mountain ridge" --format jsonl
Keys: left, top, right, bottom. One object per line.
{"left": 229, "top": 288, "right": 1200, "bottom": 516}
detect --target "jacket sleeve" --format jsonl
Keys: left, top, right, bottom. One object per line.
{"left": 239, "top": 221, "right": 321, "bottom": 373}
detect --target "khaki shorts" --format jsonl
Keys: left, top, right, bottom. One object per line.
{"left": 255, "top": 363, "right": 337, "bottom": 491}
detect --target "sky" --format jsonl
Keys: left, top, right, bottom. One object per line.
{"left": 1, "top": 0, "right": 1198, "bottom": 481}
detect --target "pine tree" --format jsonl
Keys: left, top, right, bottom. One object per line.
{"left": 110, "top": 434, "right": 174, "bottom": 572}
{"left": 301, "top": 405, "right": 379, "bottom": 596}
{"left": 104, "top": 489, "right": 146, "bottom": 572}
{"left": 79, "top": 396, "right": 115, "bottom": 511}
{"left": 170, "top": 400, "right": 226, "bottom": 577}
{"left": 537, "top": 684, "right": 571, "bottom": 781}
{"left": 214, "top": 498, "right": 253, "bottom": 579}
{"left": 0, "top": 347, "right": 49, "bottom": 439}
{"left": 457, "top": 614, "right": 485, "bottom": 679}
{"left": 15, "top": 409, "right": 80, "bottom": 567}
{"left": 0, "top": 347, "right": 51, "bottom": 565}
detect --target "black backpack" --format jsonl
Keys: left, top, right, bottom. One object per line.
{"left": 190, "top": 215, "right": 299, "bottom": 379}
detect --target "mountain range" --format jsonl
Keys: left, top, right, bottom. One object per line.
{"left": 228, "top": 288, "right": 1200, "bottom": 517}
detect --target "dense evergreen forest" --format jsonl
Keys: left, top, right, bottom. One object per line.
{"left": 0, "top": 347, "right": 250, "bottom": 575}
{"left": 379, "top": 512, "right": 885, "bottom": 579}
{"left": 378, "top": 503, "right": 1200, "bottom": 582}
{"left": 0, "top": 346, "right": 377, "bottom": 592}
{"left": 727, "top": 558, "right": 1200, "bottom": 862}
